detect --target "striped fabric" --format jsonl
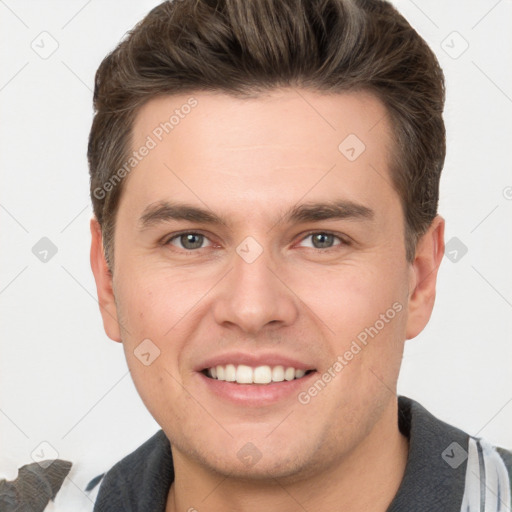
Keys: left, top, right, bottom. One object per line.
{"left": 461, "top": 437, "right": 512, "bottom": 512}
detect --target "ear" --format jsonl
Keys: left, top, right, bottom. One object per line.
{"left": 90, "top": 217, "right": 122, "bottom": 343}
{"left": 405, "top": 215, "right": 445, "bottom": 340}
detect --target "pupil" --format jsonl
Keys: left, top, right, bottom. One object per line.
{"left": 313, "top": 233, "right": 332, "bottom": 248}
{"left": 182, "top": 234, "right": 203, "bottom": 249}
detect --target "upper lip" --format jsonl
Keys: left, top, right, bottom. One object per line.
{"left": 195, "top": 352, "right": 316, "bottom": 372}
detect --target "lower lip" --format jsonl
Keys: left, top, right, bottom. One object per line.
{"left": 197, "top": 371, "right": 318, "bottom": 406}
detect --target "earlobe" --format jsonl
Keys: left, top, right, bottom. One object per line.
{"left": 90, "top": 217, "right": 122, "bottom": 343}
{"left": 405, "top": 216, "right": 445, "bottom": 340}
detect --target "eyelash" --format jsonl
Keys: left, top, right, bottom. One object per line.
{"left": 163, "top": 230, "right": 350, "bottom": 254}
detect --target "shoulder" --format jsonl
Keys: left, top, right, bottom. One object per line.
{"left": 91, "top": 430, "right": 174, "bottom": 512}
{"left": 392, "top": 397, "right": 512, "bottom": 511}
{"left": 461, "top": 436, "right": 512, "bottom": 511}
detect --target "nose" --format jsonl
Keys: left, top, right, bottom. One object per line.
{"left": 211, "top": 243, "right": 299, "bottom": 335}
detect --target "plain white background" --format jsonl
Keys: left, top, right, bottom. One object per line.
{"left": 1, "top": 1, "right": 511, "bottom": 510}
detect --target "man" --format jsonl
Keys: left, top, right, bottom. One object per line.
{"left": 87, "top": 0, "right": 512, "bottom": 510}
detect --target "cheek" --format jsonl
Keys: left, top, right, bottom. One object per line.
{"left": 295, "top": 267, "right": 407, "bottom": 421}
{"left": 115, "top": 269, "right": 206, "bottom": 341}
{"left": 115, "top": 273, "right": 192, "bottom": 423}
{"left": 113, "top": 270, "right": 208, "bottom": 403}
{"left": 300, "top": 263, "right": 407, "bottom": 344}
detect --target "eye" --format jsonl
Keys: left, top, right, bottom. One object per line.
{"left": 165, "top": 232, "right": 213, "bottom": 251}
{"left": 163, "top": 231, "right": 348, "bottom": 253}
{"left": 297, "top": 232, "right": 346, "bottom": 250}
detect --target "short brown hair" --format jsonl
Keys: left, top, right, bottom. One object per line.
{"left": 88, "top": 0, "right": 445, "bottom": 270}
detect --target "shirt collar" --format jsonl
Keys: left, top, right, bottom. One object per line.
{"left": 387, "top": 396, "right": 468, "bottom": 511}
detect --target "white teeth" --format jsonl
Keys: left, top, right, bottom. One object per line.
{"left": 253, "top": 365, "right": 272, "bottom": 384}
{"left": 271, "top": 365, "right": 284, "bottom": 382}
{"left": 225, "top": 364, "right": 236, "bottom": 382}
{"left": 284, "top": 367, "right": 295, "bottom": 381}
{"left": 205, "top": 364, "right": 311, "bottom": 384}
{"left": 294, "top": 369, "right": 306, "bottom": 379}
{"left": 236, "top": 364, "right": 253, "bottom": 384}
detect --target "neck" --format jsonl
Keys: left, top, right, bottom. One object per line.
{"left": 166, "top": 399, "right": 408, "bottom": 512}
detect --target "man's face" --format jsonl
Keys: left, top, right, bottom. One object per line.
{"left": 93, "top": 89, "right": 432, "bottom": 480}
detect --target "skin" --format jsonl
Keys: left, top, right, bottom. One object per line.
{"left": 90, "top": 88, "right": 444, "bottom": 512}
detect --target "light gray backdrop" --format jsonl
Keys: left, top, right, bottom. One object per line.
{"left": 1, "top": 1, "right": 511, "bottom": 510}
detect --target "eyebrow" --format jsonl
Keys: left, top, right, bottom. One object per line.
{"left": 138, "top": 199, "right": 374, "bottom": 231}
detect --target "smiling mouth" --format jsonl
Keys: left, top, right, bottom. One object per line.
{"left": 201, "top": 364, "right": 315, "bottom": 385}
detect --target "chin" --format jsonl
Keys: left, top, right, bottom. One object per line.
{"left": 195, "top": 437, "right": 323, "bottom": 482}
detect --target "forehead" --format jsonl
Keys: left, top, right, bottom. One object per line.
{"left": 122, "top": 88, "right": 397, "bottom": 223}
{"left": 132, "top": 88, "right": 392, "bottom": 156}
